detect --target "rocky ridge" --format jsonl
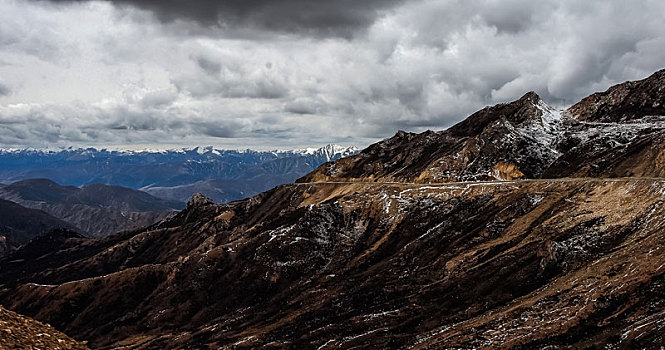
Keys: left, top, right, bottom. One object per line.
{"left": 568, "top": 68, "right": 665, "bottom": 122}
{"left": 301, "top": 69, "right": 665, "bottom": 183}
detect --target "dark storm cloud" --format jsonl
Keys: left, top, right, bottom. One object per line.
{"left": 284, "top": 100, "right": 318, "bottom": 115}
{"left": 44, "top": 0, "right": 407, "bottom": 37}
{"left": 192, "top": 121, "right": 238, "bottom": 138}
{"left": 196, "top": 57, "right": 222, "bottom": 76}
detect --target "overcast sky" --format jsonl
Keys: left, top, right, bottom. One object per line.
{"left": 1, "top": 0, "right": 664, "bottom": 149}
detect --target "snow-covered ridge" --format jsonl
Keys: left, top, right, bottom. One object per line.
{"left": 0, "top": 144, "right": 360, "bottom": 158}
{"left": 290, "top": 144, "right": 360, "bottom": 161}
{"left": 514, "top": 99, "right": 564, "bottom": 157}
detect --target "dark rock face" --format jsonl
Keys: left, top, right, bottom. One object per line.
{"left": 3, "top": 70, "right": 665, "bottom": 349}
{"left": 6, "top": 229, "right": 86, "bottom": 264}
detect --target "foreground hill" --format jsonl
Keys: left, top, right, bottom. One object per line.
{"left": 3, "top": 180, "right": 665, "bottom": 348}
{"left": 0, "top": 304, "right": 87, "bottom": 349}
{"left": 0, "top": 179, "right": 183, "bottom": 237}
{"left": 0, "top": 144, "right": 359, "bottom": 203}
{"left": 2, "top": 70, "right": 665, "bottom": 348}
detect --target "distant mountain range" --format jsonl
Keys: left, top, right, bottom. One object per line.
{"left": 0, "top": 144, "right": 359, "bottom": 203}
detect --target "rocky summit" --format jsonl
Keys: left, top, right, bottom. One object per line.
{"left": 3, "top": 70, "right": 665, "bottom": 348}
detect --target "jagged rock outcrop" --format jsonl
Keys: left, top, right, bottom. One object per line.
{"left": 2, "top": 70, "right": 665, "bottom": 349}
{"left": 187, "top": 193, "right": 214, "bottom": 209}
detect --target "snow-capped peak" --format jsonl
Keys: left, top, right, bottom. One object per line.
{"left": 289, "top": 144, "right": 359, "bottom": 160}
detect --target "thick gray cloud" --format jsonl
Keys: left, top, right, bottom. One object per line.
{"left": 1, "top": 0, "right": 665, "bottom": 149}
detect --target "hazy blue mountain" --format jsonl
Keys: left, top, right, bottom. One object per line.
{"left": 0, "top": 144, "right": 359, "bottom": 203}
{"left": 0, "top": 179, "right": 183, "bottom": 237}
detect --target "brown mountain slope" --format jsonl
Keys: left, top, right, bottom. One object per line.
{"left": 0, "top": 305, "right": 87, "bottom": 349}
{"left": 2, "top": 179, "right": 665, "bottom": 348}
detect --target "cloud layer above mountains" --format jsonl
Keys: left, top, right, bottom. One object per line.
{"left": 1, "top": 0, "right": 664, "bottom": 149}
